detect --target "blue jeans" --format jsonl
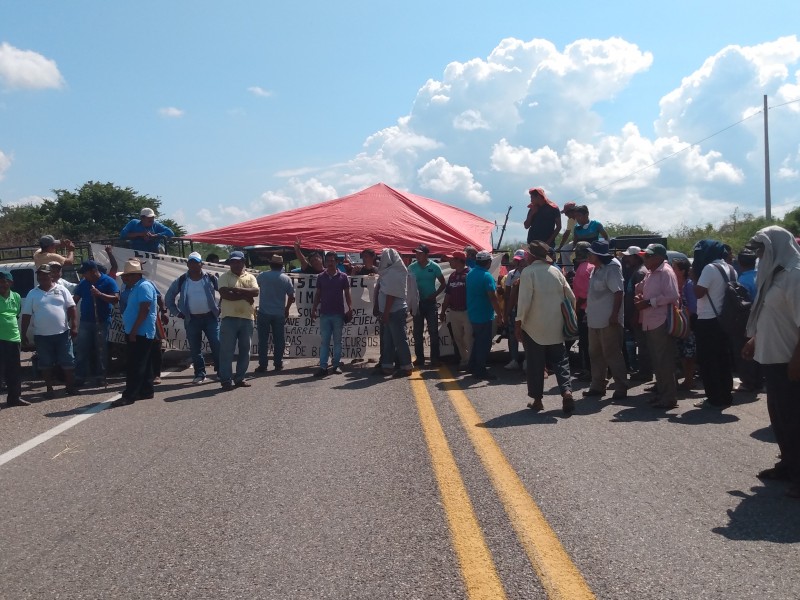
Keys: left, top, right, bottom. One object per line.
{"left": 319, "top": 314, "right": 344, "bottom": 369}
{"left": 468, "top": 321, "right": 493, "bottom": 376}
{"left": 75, "top": 320, "right": 110, "bottom": 381}
{"left": 380, "top": 308, "right": 412, "bottom": 370}
{"left": 185, "top": 313, "right": 220, "bottom": 377}
{"left": 35, "top": 331, "right": 75, "bottom": 370}
{"left": 219, "top": 317, "right": 254, "bottom": 384}
{"left": 257, "top": 312, "right": 286, "bottom": 368}
{"left": 413, "top": 299, "right": 440, "bottom": 362}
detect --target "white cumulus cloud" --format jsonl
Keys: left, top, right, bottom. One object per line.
{"left": 0, "top": 42, "right": 64, "bottom": 90}
{"left": 158, "top": 107, "right": 185, "bottom": 118}
{"left": 247, "top": 86, "right": 273, "bottom": 97}
{"left": 0, "top": 150, "right": 11, "bottom": 181}
{"left": 417, "top": 158, "right": 491, "bottom": 205}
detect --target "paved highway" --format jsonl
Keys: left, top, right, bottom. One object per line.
{"left": 1, "top": 352, "right": 798, "bottom": 599}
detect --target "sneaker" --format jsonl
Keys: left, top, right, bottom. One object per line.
{"left": 234, "top": 380, "right": 251, "bottom": 388}
{"left": 313, "top": 368, "right": 328, "bottom": 378}
{"left": 192, "top": 375, "right": 206, "bottom": 385}
{"left": 693, "top": 399, "right": 729, "bottom": 410}
{"left": 254, "top": 365, "right": 269, "bottom": 373}
{"left": 331, "top": 365, "right": 343, "bottom": 375}
{"left": 220, "top": 381, "right": 233, "bottom": 391}
{"left": 504, "top": 360, "right": 520, "bottom": 370}
{"left": 273, "top": 365, "right": 283, "bottom": 372}
{"left": 153, "top": 377, "right": 162, "bottom": 385}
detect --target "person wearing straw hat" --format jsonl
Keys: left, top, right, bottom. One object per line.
{"left": 255, "top": 254, "right": 295, "bottom": 374}
{"left": 165, "top": 252, "right": 221, "bottom": 385}
{"left": 0, "top": 270, "right": 27, "bottom": 406}
{"left": 113, "top": 259, "right": 159, "bottom": 406}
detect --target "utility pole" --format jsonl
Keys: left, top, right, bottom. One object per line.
{"left": 764, "top": 94, "right": 772, "bottom": 221}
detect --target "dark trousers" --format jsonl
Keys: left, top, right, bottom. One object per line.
{"left": 0, "top": 339, "right": 22, "bottom": 403}
{"left": 468, "top": 321, "right": 493, "bottom": 376}
{"left": 576, "top": 308, "right": 590, "bottom": 371}
{"left": 763, "top": 364, "right": 800, "bottom": 483}
{"left": 413, "top": 299, "right": 440, "bottom": 362}
{"left": 695, "top": 318, "right": 733, "bottom": 406}
{"left": 522, "top": 331, "right": 571, "bottom": 400}
{"left": 124, "top": 336, "right": 154, "bottom": 400}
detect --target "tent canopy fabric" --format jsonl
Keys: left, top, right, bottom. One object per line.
{"left": 189, "top": 183, "right": 494, "bottom": 254}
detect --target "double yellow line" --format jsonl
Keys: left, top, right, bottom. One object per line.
{"left": 410, "top": 368, "right": 595, "bottom": 600}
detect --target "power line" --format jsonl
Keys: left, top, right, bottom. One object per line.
{"left": 571, "top": 97, "right": 800, "bottom": 202}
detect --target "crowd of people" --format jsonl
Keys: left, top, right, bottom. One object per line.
{"left": 1, "top": 193, "right": 799, "bottom": 498}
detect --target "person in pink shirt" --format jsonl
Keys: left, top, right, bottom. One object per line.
{"left": 634, "top": 244, "right": 680, "bottom": 409}
{"left": 571, "top": 241, "right": 594, "bottom": 377}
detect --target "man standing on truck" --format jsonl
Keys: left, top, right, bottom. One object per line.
{"left": 34, "top": 235, "right": 75, "bottom": 267}
{"left": 120, "top": 207, "right": 175, "bottom": 253}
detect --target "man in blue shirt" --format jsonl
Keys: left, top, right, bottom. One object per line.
{"left": 255, "top": 254, "right": 295, "bottom": 373}
{"left": 73, "top": 260, "right": 119, "bottom": 387}
{"left": 120, "top": 207, "right": 175, "bottom": 253}
{"left": 466, "top": 251, "right": 504, "bottom": 380}
{"left": 408, "top": 244, "right": 446, "bottom": 368}
{"left": 113, "top": 259, "right": 158, "bottom": 406}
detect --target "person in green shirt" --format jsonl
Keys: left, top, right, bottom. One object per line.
{"left": 0, "top": 271, "right": 27, "bottom": 406}
{"left": 408, "top": 244, "right": 446, "bottom": 367}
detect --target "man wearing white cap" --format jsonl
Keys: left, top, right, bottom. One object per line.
{"left": 165, "top": 252, "right": 221, "bottom": 384}
{"left": 120, "top": 207, "right": 175, "bottom": 253}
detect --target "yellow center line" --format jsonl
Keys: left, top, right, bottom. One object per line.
{"left": 438, "top": 366, "right": 596, "bottom": 600}
{"left": 409, "top": 373, "right": 507, "bottom": 600}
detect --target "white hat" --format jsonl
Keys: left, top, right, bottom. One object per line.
{"left": 140, "top": 207, "right": 156, "bottom": 218}
{"left": 187, "top": 252, "right": 203, "bottom": 263}
{"left": 622, "top": 246, "right": 642, "bottom": 256}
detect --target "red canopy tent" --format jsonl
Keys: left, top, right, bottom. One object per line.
{"left": 189, "top": 183, "right": 494, "bottom": 254}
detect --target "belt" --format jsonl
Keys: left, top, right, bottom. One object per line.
{"left": 190, "top": 312, "right": 214, "bottom": 318}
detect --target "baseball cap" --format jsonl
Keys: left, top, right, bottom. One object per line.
{"left": 36, "top": 264, "right": 52, "bottom": 273}
{"left": 446, "top": 250, "right": 467, "bottom": 261}
{"left": 622, "top": 246, "right": 642, "bottom": 256}
{"left": 0, "top": 270, "right": 13, "bottom": 282}
{"left": 270, "top": 254, "right": 284, "bottom": 265}
{"left": 512, "top": 249, "right": 526, "bottom": 261}
{"left": 643, "top": 243, "right": 667, "bottom": 257}
{"left": 39, "top": 234, "right": 58, "bottom": 248}
{"left": 476, "top": 250, "right": 492, "bottom": 261}
{"left": 414, "top": 244, "right": 430, "bottom": 254}
{"left": 228, "top": 250, "right": 245, "bottom": 261}
{"left": 561, "top": 202, "right": 577, "bottom": 214}
{"left": 187, "top": 252, "right": 203, "bottom": 263}
{"left": 140, "top": 207, "right": 156, "bottom": 218}
{"left": 77, "top": 260, "right": 99, "bottom": 273}
{"left": 48, "top": 261, "right": 63, "bottom": 269}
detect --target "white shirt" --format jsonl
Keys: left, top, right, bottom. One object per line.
{"left": 185, "top": 277, "right": 209, "bottom": 315}
{"left": 21, "top": 284, "right": 75, "bottom": 336}
{"left": 696, "top": 260, "right": 736, "bottom": 320}
{"left": 753, "top": 266, "right": 800, "bottom": 364}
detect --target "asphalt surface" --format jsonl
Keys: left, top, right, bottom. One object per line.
{"left": 1, "top": 347, "right": 799, "bottom": 600}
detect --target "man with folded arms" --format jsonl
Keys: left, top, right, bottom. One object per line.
{"left": 165, "top": 252, "right": 221, "bottom": 385}
{"left": 218, "top": 251, "right": 259, "bottom": 390}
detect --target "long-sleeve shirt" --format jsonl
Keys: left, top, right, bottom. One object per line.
{"left": 640, "top": 261, "right": 680, "bottom": 331}
{"left": 516, "top": 261, "right": 575, "bottom": 345}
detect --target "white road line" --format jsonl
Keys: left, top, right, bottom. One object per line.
{"left": 0, "top": 396, "right": 118, "bottom": 468}
{"left": 0, "top": 369, "right": 182, "bottom": 468}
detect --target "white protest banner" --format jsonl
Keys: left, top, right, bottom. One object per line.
{"left": 91, "top": 245, "right": 502, "bottom": 360}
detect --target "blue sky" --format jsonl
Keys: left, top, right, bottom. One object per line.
{"left": 2, "top": 1, "right": 800, "bottom": 245}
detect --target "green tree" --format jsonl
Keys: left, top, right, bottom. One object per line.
{"left": 0, "top": 181, "right": 187, "bottom": 249}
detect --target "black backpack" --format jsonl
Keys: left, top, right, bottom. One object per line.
{"left": 708, "top": 263, "right": 751, "bottom": 339}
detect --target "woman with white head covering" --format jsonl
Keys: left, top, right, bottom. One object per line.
{"left": 742, "top": 226, "right": 800, "bottom": 498}
{"left": 377, "top": 248, "right": 414, "bottom": 377}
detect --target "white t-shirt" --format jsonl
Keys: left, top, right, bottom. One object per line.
{"left": 696, "top": 260, "right": 737, "bottom": 320}
{"left": 753, "top": 266, "right": 800, "bottom": 364}
{"left": 21, "top": 284, "right": 75, "bottom": 336}
{"left": 185, "top": 277, "right": 210, "bottom": 315}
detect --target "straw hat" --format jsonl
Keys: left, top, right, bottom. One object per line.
{"left": 122, "top": 259, "right": 144, "bottom": 274}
